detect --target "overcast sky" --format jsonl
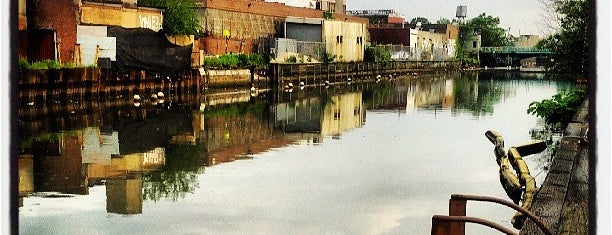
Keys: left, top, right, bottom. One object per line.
{"left": 268, "top": 0, "right": 550, "bottom": 36}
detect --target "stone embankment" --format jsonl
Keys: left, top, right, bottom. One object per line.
{"left": 521, "top": 99, "right": 590, "bottom": 235}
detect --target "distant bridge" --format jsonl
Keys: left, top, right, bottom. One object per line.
{"left": 480, "top": 47, "right": 551, "bottom": 54}
{"left": 479, "top": 47, "right": 551, "bottom": 67}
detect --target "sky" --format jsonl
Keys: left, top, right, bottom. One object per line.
{"left": 269, "top": 0, "right": 550, "bottom": 36}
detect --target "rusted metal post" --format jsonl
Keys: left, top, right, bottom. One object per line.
{"left": 450, "top": 194, "right": 553, "bottom": 235}
{"left": 449, "top": 197, "right": 467, "bottom": 235}
{"left": 431, "top": 216, "right": 452, "bottom": 235}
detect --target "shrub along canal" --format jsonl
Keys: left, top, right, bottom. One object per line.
{"left": 18, "top": 71, "right": 574, "bottom": 234}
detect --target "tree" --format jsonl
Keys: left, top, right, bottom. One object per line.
{"left": 436, "top": 18, "right": 451, "bottom": 24}
{"left": 539, "top": 0, "right": 589, "bottom": 77}
{"left": 139, "top": 0, "right": 200, "bottom": 36}
{"left": 465, "top": 13, "right": 509, "bottom": 47}
{"left": 410, "top": 17, "right": 430, "bottom": 24}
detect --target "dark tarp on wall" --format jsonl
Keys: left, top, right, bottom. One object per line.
{"left": 107, "top": 26, "right": 191, "bottom": 75}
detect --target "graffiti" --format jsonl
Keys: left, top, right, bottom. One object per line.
{"left": 139, "top": 15, "right": 163, "bottom": 32}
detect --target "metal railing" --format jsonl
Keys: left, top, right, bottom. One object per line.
{"left": 431, "top": 194, "right": 552, "bottom": 235}
{"left": 480, "top": 47, "right": 551, "bottom": 54}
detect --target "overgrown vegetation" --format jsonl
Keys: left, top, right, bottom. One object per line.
{"left": 19, "top": 59, "right": 95, "bottom": 70}
{"left": 536, "top": 0, "right": 589, "bottom": 77}
{"left": 527, "top": 88, "right": 587, "bottom": 130}
{"left": 320, "top": 50, "right": 336, "bottom": 64}
{"left": 453, "top": 12, "right": 512, "bottom": 67}
{"left": 285, "top": 55, "right": 297, "bottom": 63}
{"left": 454, "top": 28, "right": 479, "bottom": 67}
{"left": 323, "top": 11, "right": 334, "bottom": 20}
{"left": 364, "top": 46, "right": 391, "bottom": 63}
{"left": 139, "top": 0, "right": 200, "bottom": 36}
{"left": 203, "top": 53, "right": 267, "bottom": 69}
{"left": 464, "top": 13, "right": 510, "bottom": 47}
{"left": 410, "top": 17, "right": 430, "bottom": 24}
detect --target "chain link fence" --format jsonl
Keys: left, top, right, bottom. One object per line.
{"left": 371, "top": 44, "right": 453, "bottom": 61}
{"left": 271, "top": 38, "right": 326, "bottom": 63}
{"left": 271, "top": 38, "right": 454, "bottom": 62}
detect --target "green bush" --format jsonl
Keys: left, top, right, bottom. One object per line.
{"left": 527, "top": 88, "right": 587, "bottom": 130}
{"left": 45, "top": 59, "right": 62, "bottom": 69}
{"left": 21, "top": 59, "right": 96, "bottom": 70}
{"left": 364, "top": 46, "right": 391, "bottom": 63}
{"left": 285, "top": 55, "right": 297, "bottom": 63}
{"left": 30, "top": 59, "right": 62, "bottom": 70}
{"left": 30, "top": 60, "right": 50, "bottom": 70}
{"left": 62, "top": 62, "right": 76, "bottom": 68}
{"left": 246, "top": 54, "right": 267, "bottom": 69}
{"left": 19, "top": 58, "right": 30, "bottom": 70}
{"left": 204, "top": 53, "right": 267, "bottom": 69}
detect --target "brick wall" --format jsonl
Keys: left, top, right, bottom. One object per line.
{"left": 197, "top": 0, "right": 368, "bottom": 55}
{"left": 369, "top": 28, "right": 412, "bottom": 45}
{"left": 30, "top": 0, "right": 79, "bottom": 63}
{"left": 200, "top": 0, "right": 322, "bottom": 18}
{"left": 200, "top": 37, "right": 262, "bottom": 55}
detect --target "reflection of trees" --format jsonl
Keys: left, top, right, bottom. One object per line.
{"left": 362, "top": 82, "right": 395, "bottom": 110}
{"left": 204, "top": 100, "right": 268, "bottom": 119}
{"left": 453, "top": 73, "right": 509, "bottom": 116}
{"left": 142, "top": 143, "right": 203, "bottom": 202}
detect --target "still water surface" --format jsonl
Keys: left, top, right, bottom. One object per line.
{"left": 18, "top": 72, "right": 572, "bottom": 234}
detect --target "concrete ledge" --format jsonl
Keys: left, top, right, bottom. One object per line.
{"left": 521, "top": 99, "right": 589, "bottom": 235}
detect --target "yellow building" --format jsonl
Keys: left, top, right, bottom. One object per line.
{"left": 18, "top": 155, "right": 34, "bottom": 197}
{"left": 513, "top": 35, "right": 540, "bottom": 48}
{"left": 320, "top": 93, "right": 365, "bottom": 136}
{"left": 80, "top": 3, "right": 163, "bottom": 32}
{"left": 322, "top": 20, "right": 368, "bottom": 62}
{"left": 106, "top": 176, "right": 143, "bottom": 214}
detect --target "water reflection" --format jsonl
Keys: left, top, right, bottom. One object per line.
{"left": 274, "top": 92, "right": 365, "bottom": 140}
{"left": 18, "top": 72, "right": 573, "bottom": 233}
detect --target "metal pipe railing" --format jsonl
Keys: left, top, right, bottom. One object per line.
{"left": 431, "top": 215, "right": 518, "bottom": 235}
{"left": 449, "top": 194, "right": 552, "bottom": 235}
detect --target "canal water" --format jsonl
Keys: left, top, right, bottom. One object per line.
{"left": 18, "top": 72, "right": 573, "bottom": 234}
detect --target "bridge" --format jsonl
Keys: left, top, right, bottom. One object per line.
{"left": 479, "top": 47, "right": 551, "bottom": 67}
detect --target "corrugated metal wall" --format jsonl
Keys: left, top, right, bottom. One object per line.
{"left": 323, "top": 20, "right": 367, "bottom": 62}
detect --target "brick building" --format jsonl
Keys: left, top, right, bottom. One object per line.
{"left": 21, "top": 0, "right": 368, "bottom": 68}
{"left": 22, "top": 0, "right": 164, "bottom": 64}
{"left": 195, "top": 0, "right": 366, "bottom": 56}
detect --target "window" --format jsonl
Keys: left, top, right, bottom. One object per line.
{"left": 472, "top": 41, "right": 477, "bottom": 48}
{"left": 337, "top": 35, "right": 343, "bottom": 44}
{"left": 334, "top": 110, "right": 341, "bottom": 120}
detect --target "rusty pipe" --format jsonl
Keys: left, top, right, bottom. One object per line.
{"left": 450, "top": 194, "right": 552, "bottom": 235}
{"left": 431, "top": 215, "right": 518, "bottom": 235}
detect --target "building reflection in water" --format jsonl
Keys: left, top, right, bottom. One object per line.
{"left": 274, "top": 92, "right": 365, "bottom": 141}
{"left": 18, "top": 74, "right": 497, "bottom": 216}
{"left": 106, "top": 173, "right": 143, "bottom": 215}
